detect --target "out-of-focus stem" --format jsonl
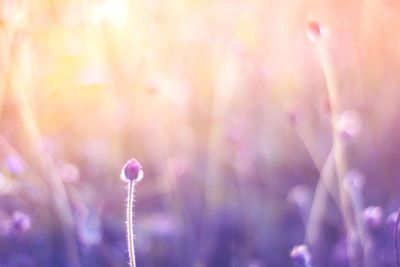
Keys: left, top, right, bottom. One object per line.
{"left": 294, "top": 129, "right": 340, "bottom": 206}
{"left": 395, "top": 209, "right": 400, "bottom": 267}
{"left": 8, "top": 5, "right": 81, "bottom": 265}
{"left": 127, "top": 181, "right": 136, "bottom": 267}
{"left": 316, "top": 38, "right": 360, "bottom": 266}
{"left": 204, "top": 54, "right": 237, "bottom": 210}
{"left": 306, "top": 149, "right": 338, "bottom": 237}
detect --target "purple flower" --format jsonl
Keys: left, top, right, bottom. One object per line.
{"left": 121, "top": 158, "right": 143, "bottom": 183}
{"left": 290, "top": 244, "right": 312, "bottom": 267}
{"left": 387, "top": 211, "right": 399, "bottom": 228}
{"left": 338, "top": 110, "right": 362, "bottom": 141}
{"left": 5, "top": 155, "right": 24, "bottom": 174}
{"left": 363, "top": 206, "right": 383, "bottom": 232}
{"left": 122, "top": 158, "right": 143, "bottom": 267}
{"left": 9, "top": 211, "right": 31, "bottom": 235}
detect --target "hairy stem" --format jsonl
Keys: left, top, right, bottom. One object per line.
{"left": 127, "top": 181, "right": 136, "bottom": 267}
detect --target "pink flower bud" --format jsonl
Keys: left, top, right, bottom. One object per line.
{"left": 306, "top": 21, "right": 328, "bottom": 43}
{"left": 121, "top": 159, "right": 143, "bottom": 183}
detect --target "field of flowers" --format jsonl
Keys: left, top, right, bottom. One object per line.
{"left": 0, "top": 0, "right": 400, "bottom": 266}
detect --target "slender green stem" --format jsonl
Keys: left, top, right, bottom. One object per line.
{"left": 127, "top": 181, "right": 136, "bottom": 267}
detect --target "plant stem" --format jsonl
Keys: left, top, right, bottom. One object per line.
{"left": 127, "top": 181, "right": 136, "bottom": 267}
{"left": 316, "top": 37, "right": 361, "bottom": 267}
{"left": 395, "top": 208, "right": 400, "bottom": 267}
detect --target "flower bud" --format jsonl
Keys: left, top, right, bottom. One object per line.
{"left": 121, "top": 159, "right": 143, "bottom": 183}
{"left": 290, "top": 244, "right": 312, "bottom": 266}
{"left": 306, "top": 21, "right": 329, "bottom": 43}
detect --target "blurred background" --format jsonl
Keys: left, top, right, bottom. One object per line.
{"left": 0, "top": 0, "right": 400, "bottom": 266}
